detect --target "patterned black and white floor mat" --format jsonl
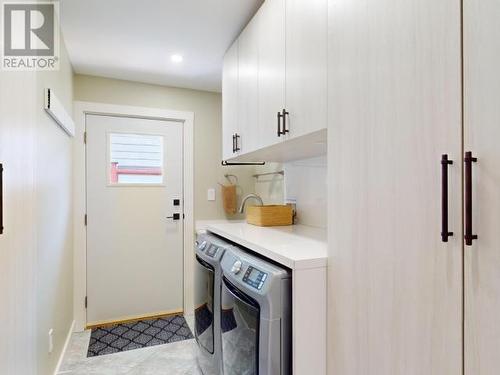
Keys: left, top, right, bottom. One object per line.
{"left": 87, "top": 314, "right": 194, "bottom": 357}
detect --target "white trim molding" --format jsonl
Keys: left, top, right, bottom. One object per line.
{"left": 54, "top": 320, "right": 75, "bottom": 375}
{"left": 72, "top": 101, "right": 195, "bottom": 332}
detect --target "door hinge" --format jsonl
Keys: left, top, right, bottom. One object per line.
{"left": 84, "top": 214, "right": 87, "bottom": 226}
{"left": 83, "top": 131, "right": 87, "bottom": 144}
{"left": 84, "top": 296, "right": 87, "bottom": 309}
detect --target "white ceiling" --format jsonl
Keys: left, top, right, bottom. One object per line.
{"left": 60, "top": 0, "right": 263, "bottom": 92}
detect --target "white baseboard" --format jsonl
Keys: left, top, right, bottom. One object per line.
{"left": 54, "top": 319, "right": 75, "bottom": 375}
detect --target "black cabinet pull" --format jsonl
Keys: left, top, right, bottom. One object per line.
{"left": 464, "top": 151, "right": 478, "bottom": 246}
{"left": 441, "top": 155, "right": 453, "bottom": 242}
{"left": 0, "top": 163, "right": 3, "bottom": 235}
{"left": 277, "top": 111, "right": 282, "bottom": 136}
{"left": 235, "top": 134, "right": 241, "bottom": 152}
{"left": 281, "top": 109, "right": 289, "bottom": 134}
{"left": 232, "top": 134, "right": 236, "bottom": 153}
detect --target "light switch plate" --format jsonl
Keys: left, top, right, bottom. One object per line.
{"left": 207, "top": 188, "right": 216, "bottom": 201}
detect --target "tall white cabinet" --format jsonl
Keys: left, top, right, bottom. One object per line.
{"left": 327, "top": 0, "right": 463, "bottom": 373}
{"left": 328, "top": 0, "right": 500, "bottom": 374}
{"left": 464, "top": 0, "right": 500, "bottom": 373}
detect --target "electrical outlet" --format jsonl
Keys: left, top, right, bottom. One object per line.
{"left": 48, "top": 329, "right": 54, "bottom": 353}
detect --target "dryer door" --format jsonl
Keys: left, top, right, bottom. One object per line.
{"left": 221, "top": 277, "right": 260, "bottom": 375}
{"left": 194, "top": 255, "right": 215, "bottom": 354}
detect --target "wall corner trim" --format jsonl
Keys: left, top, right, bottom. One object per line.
{"left": 53, "top": 319, "right": 75, "bottom": 375}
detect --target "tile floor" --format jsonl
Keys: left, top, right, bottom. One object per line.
{"left": 58, "top": 316, "right": 202, "bottom": 375}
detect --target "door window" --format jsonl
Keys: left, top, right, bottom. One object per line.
{"left": 108, "top": 133, "right": 164, "bottom": 185}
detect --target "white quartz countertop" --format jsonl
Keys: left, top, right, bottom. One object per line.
{"left": 199, "top": 221, "right": 327, "bottom": 270}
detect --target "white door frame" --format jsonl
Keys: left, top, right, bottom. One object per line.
{"left": 73, "top": 101, "right": 195, "bottom": 332}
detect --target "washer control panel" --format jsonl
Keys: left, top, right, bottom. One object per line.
{"left": 242, "top": 266, "right": 268, "bottom": 290}
{"left": 198, "top": 241, "right": 207, "bottom": 251}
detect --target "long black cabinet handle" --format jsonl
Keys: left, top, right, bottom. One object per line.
{"left": 277, "top": 111, "right": 282, "bottom": 136}
{"left": 281, "top": 109, "right": 289, "bottom": 134}
{"left": 0, "top": 163, "right": 3, "bottom": 235}
{"left": 441, "top": 155, "right": 453, "bottom": 242}
{"left": 464, "top": 151, "right": 478, "bottom": 246}
{"left": 232, "top": 134, "right": 236, "bottom": 153}
{"left": 234, "top": 134, "right": 241, "bottom": 152}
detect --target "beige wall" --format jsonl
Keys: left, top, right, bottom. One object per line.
{"left": 36, "top": 35, "right": 75, "bottom": 374}
{"left": 73, "top": 74, "right": 255, "bottom": 221}
{"left": 0, "top": 67, "right": 38, "bottom": 375}
{"left": 0, "top": 30, "right": 74, "bottom": 375}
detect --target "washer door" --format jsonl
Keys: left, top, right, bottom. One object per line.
{"left": 221, "top": 277, "right": 260, "bottom": 375}
{"left": 194, "top": 255, "right": 215, "bottom": 354}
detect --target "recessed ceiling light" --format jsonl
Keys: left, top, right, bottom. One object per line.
{"left": 171, "top": 54, "right": 183, "bottom": 63}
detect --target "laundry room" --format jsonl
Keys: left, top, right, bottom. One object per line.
{"left": 1, "top": 0, "right": 499, "bottom": 374}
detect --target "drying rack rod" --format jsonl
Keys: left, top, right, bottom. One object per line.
{"left": 252, "top": 170, "right": 284, "bottom": 179}
{"left": 221, "top": 160, "right": 266, "bottom": 166}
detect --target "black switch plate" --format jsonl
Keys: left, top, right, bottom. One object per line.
{"left": 173, "top": 199, "right": 180, "bottom": 206}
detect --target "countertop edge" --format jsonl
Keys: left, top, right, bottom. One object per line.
{"left": 205, "top": 223, "right": 327, "bottom": 270}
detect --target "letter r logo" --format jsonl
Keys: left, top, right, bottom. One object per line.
{"left": 4, "top": 3, "right": 54, "bottom": 56}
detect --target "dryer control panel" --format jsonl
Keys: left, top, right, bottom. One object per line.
{"left": 242, "top": 266, "right": 268, "bottom": 290}
{"left": 205, "top": 244, "right": 220, "bottom": 258}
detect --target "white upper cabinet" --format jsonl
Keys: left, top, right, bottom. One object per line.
{"left": 237, "top": 15, "right": 260, "bottom": 155}
{"left": 222, "top": 41, "right": 239, "bottom": 161}
{"left": 258, "top": 0, "right": 286, "bottom": 149}
{"left": 285, "top": 0, "right": 327, "bottom": 139}
{"left": 221, "top": 0, "right": 327, "bottom": 162}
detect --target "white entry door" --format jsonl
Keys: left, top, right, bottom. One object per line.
{"left": 86, "top": 114, "right": 184, "bottom": 325}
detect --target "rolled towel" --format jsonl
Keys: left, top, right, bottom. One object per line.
{"left": 221, "top": 184, "right": 237, "bottom": 215}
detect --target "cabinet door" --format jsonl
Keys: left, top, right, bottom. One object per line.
{"left": 464, "top": 1, "right": 500, "bottom": 373}
{"left": 238, "top": 16, "right": 260, "bottom": 154}
{"left": 222, "top": 41, "right": 239, "bottom": 160}
{"left": 258, "top": 0, "right": 285, "bottom": 148}
{"left": 327, "top": 0, "right": 462, "bottom": 374}
{"left": 285, "top": 0, "right": 327, "bottom": 139}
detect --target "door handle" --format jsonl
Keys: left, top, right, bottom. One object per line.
{"left": 166, "top": 213, "right": 181, "bottom": 220}
{"left": 464, "top": 151, "right": 478, "bottom": 245}
{"left": 441, "top": 154, "right": 453, "bottom": 242}
{"left": 232, "top": 134, "right": 236, "bottom": 153}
